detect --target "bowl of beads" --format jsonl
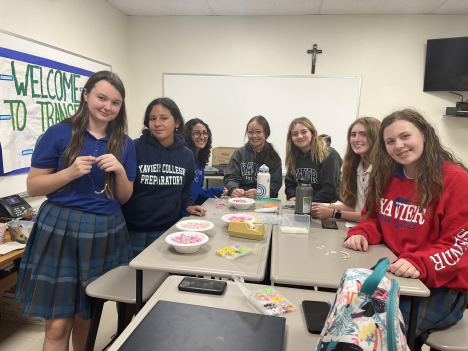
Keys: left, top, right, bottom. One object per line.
{"left": 221, "top": 214, "right": 256, "bottom": 223}
{"left": 176, "top": 220, "right": 214, "bottom": 232}
{"left": 6, "top": 220, "right": 34, "bottom": 244}
{"left": 165, "top": 232, "right": 209, "bottom": 254}
{"left": 228, "top": 197, "right": 255, "bottom": 210}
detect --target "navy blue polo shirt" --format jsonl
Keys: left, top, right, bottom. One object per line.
{"left": 31, "top": 122, "right": 137, "bottom": 215}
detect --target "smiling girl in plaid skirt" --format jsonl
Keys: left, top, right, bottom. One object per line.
{"left": 15, "top": 71, "right": 137, "bottom": 351}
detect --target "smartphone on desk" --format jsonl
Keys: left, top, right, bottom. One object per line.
{"left": 178, "top": 277, "right": 227, "bottom": 295}
{"left": 302, "top": 300, "right": 331, "bottom": 334}
{"left": 322, "top": 220, "right": 338, "bottom": 230}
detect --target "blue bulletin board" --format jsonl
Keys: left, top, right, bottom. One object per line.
{"left": 0, "top": 29, "right": 111, "bottom": 197}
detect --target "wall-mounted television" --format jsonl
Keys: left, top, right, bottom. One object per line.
{"left": 424, "top": 36, "right": 468, "bottom": 92}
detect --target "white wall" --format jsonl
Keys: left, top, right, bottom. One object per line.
{"left": 0, "top": 0, "right": 130, "bottom": 103}
{"left": 127, "top": 15, "right": 468, "bottom": 162}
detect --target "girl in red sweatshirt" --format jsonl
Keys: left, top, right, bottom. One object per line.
{"left": 345, "top": 109, "right": 468, "bottom": 350}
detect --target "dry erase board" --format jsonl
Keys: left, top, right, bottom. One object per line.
{"left": 0, "top": 29, "right": 111, "bottom": 197}
{"left": 163, "top": 74, "right": 361, "bottom": 171}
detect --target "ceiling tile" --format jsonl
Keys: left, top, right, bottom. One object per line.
{"left": 108, "top": 0, "right": 215, "bottom": 16}
{"left": 320, "top": 0, "right": 446, "bottom": 15}
{"left": 432, "top": 0, "right": 468, "bottom": 14}
{"left": 207, "top": 0, "right": 321, "bottom": 16}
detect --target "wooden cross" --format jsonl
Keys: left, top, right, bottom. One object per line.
{"left": 307, "top": 44, "right": 322, "bottom": 74}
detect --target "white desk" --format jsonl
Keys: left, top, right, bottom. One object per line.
{"left": 131, "top": 218, "right": 272, "bottom": 311}
{"left": 108, "top": 276, "right": 336, "bottom": 351}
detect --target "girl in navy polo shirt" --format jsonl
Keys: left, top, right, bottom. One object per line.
{"left": 15, "top": 71, "right": 136, "bottom": 351}
{"left": 122, "top": 98, "right": 206, "bottom": 257}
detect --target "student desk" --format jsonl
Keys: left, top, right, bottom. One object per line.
{"left": 130, "top": 219, "right": 272, "bottom": 313}
{"left": 107, "top": 275, "right": 336, "bottom": 351}
{"left": 270, "top": 220, "right": 430, "bottom": 350}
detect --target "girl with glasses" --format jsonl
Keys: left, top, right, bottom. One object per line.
{"left": 224, "top": 115, "right": 282, "bottom": 198}
{"left": 16, "top": 71, "right": 137, "bottom": 351}
{"left": 183, "top": 118, "right": 227, "bottom": 207}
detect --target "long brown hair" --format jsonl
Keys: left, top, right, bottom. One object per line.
{"left": 365, "top": 109, "right": 468, "bottom": 218}
{"left": 340, "top": 117, "right": 381, "bottom": 208}
{"left": 245, "top": 115, "right": 281, "bottom": 168}
{"left": 285, "top": 117, "right": 329, "bottom": 174}
{"left": 61, "top": 71, "right": 128, "bottom": 199}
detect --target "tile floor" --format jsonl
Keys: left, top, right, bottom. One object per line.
{"left": 0, "top": 301, "right": 117, "bottom": 351}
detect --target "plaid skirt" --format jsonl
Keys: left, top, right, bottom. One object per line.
{"left": 400, "top": 286, "right": 468, "bottom": 348}
{"left": 129, "top": 230, "right": 165, "bottom": 257}
{"left": 15, "top": 201, "right": 133, "bottom": 320}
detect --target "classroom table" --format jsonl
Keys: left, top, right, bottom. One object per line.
{"left": 107, "top": 275, "right": 336, "bottom": 351}
{"left": 270, "top": 219, "right": 430, "bottom": 351}
{"left": 130, "top": 218, "right": 272, "bottom": 312}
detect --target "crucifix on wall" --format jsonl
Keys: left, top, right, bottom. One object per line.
{"left": 307, "top": 44, "right": 322, "bottom": 74}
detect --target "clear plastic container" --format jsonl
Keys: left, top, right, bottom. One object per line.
{"left": 279, "top": 214, "right": 310, "bottom": 234}
{"left": 216, "top": 242, "right": 268, "bottom": 260}
{"left": 254, "top": 198, "right": 281, "bottom": 213}
{"left": 231, "top": 274, "right": 296, "bottom": 316}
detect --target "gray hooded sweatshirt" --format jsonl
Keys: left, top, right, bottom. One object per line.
{"left": 224, "top": 142, "right": 282, "bottom": 198}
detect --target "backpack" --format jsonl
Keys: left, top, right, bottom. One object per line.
{"left": 316, "top": 258, "right": 409, "bottom": 351}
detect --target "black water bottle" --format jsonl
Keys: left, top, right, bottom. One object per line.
{"left": 295, "top": 177, "right": 313, "bottom": 215}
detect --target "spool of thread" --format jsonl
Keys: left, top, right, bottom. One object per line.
{"left": 257, "top": 164, "right": 270, "bottom": 198}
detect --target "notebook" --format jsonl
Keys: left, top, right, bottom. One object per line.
{"left": 118, "top": 300, "right": 286, "bottom": 351}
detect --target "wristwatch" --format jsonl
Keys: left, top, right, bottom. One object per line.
{"left": 334, "top": 209, "right": 342, "bottom": 220}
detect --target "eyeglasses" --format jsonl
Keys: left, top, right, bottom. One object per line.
{"left": 192, "top": 131, "right": 210, "bottom": 138}
{"left": 248, "top": 129, "right": 264, "bottom": 136}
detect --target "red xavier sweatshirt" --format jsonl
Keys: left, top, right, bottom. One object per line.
{"left": 347, "top": 161, "right": 468, "bottom": 294}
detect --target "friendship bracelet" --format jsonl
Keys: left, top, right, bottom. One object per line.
{"left": 332, "top": 208, "right": 336, "bottom": 219}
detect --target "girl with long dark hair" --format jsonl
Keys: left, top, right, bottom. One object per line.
{"left": 183, "top": 118, "right": 226, "bottom": 205}
{"left": 122, "top": 98, "right": 206, "bottom": 256}
{"left": 224, "top": 115, "right": 282, "bottom": 198}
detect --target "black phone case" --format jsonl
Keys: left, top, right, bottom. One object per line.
{"left": 302, "top": 300, "right": 330, "bottom": 334}
{"left": 178, "top": 277, "right": 227, "bottom": 295}
{"left": 321, "top": 220, "right": 338, "bottom": 230}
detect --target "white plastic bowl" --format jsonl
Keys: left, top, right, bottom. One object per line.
{"left": 175, "top": 220, "right": 214, "bottom": 232}
{"left": 165, "top": 232, "right": 209, "bottom": 254}
{"left": 228, "top": 197, "right": 255, "bottom": 210}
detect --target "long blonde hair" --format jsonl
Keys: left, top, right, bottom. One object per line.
{"left": 285, "top": 117, "right": 329, "bottom": 174}
{"left": 340, "top": 117, "right": 381, "bottom": 208}
{"left": 365, "top": 109, "right": 468, "bottom": 219}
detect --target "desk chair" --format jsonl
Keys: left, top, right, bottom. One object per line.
{"left": 85, "top": 265, "right": 168, "bottom": 351}
{"left": 425, "top": 311, "right": 468, "bottom": 351}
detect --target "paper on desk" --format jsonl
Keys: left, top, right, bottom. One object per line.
{"left": 0, "top": 242, "right": 26, "bottom": 255}
{"left": 345, "top": 222, "right": 357, "bottom": 228}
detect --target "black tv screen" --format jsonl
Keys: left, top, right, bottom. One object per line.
{"left": 424, "top": 36, "right": 468, "bottom": 92}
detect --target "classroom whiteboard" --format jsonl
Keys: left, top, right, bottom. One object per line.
{"left": 0, "top": 29, "right": 111, "bottom": 198}
{"left": 163, "top": 74, "right": 361, "bottom": 171}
